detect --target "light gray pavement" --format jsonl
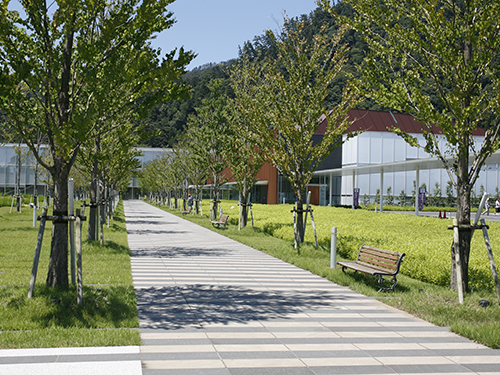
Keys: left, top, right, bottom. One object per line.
{"left": 125, "top": 200, "right": 500, "bottom": 375}
{"left": 2, "top": 199, "right": 500, "bottom": 375}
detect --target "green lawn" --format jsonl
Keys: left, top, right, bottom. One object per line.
{"left": 156, "top": 199, "right": 500, "bottom": 349}
{"left": 0, "top": 201, "right": 140, "bottom": 349}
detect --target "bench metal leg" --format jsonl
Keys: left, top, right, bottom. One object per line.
{"left": 341, "top": 266, "right": 357, "bottom": 274}
{"left": 377, "top": 275, "right": 397, "bottom": 292}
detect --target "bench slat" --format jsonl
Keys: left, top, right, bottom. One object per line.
{"left": 359, "top": 248, "right": 401, "bottom": 261}
{"left": 358, "top": 256, "right": 398, "bottom": 271}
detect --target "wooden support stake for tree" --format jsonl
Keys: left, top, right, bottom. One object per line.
{"left": 250, "top": 204, "right": 255, "bottom": 231}
{"left": 238, "top": 192, "right": 241, "bottom": 231}
{"left": 293, "top": 207, "right": 298, "bottom": 249}
{"left": 481, "top": 219, "right": 500, "bottom": 304}
{"left": 100, "top": 200, "right": 104, "bottom": 245}
{"left": 69, "top": 179, "right": 76, "bottom": 285}
{"left": 28, "top": 208, "right": 47, "bottom": 299}
{"left": 309, "top": 208, "right": 319, "bottom": 247}
{"left": 76, "top": 209, "right": 83, "bottom": 304}
{"left": 10, "top": 194, "right": 15, "bottom": 213}
{"left": 304, "top": 191, "right": 311, "bottom": 236}
{"left": 249, "top": 193, "right": 254, "bottom": 231}
{"left": 453, "top": 219, "right": 464, "bottom": 304}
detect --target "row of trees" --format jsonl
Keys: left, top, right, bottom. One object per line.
{"left": 2, "top": 0, "right": 499, "bottom": 300}
{"left": 145, "top": 0, "right": 500, "bottom": 297}
{"left": 140, "top": 14, "right": 360, "bottom": 242}
{"left": 0, "top": 0, "right": 194, "bottom": 288}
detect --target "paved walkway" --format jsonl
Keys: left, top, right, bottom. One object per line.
{"left": 129, "top": 200, "right": 500, "bottom": 375}
{"left": 2, "top": 199, "right": 500, "bottom": 374}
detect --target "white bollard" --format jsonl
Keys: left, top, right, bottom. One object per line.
{"left": 330, "top": 227, "right": 337, "bottom": 268}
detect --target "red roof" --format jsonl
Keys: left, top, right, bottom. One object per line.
{"left": 316, "top": 109, "right": 485, "bottom": 136}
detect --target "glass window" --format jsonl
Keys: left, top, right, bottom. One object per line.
{"left": 406, "top": 171, "right": 416, "bottom": 196}
{"left": 394, "top": 172, "right": 405, "bottom": 196}
{"left": 6, "top": 147, "right": 17, "bottom": 165}
{"left": 356, "top": 174, "right": 369, "bottom": 197}
{"left": 370, "top": 134, "right": 381, "bottom": 164}
{"left": 0, "top": 147, "right": 7, "bottom": 164}
{"left": 486, "top": 165, "right": 498, "bottom": 194}
{"left": 382, "top": 133, "right": 394, "bottom": 163}
{"left": 358, "top": 134, "right": 370, "bottom": 164}
{"left": 417, "top": 135, "right": 431, "bottom": 158}
{"left": 25, "top": 167, "right": 34, "bottom": 185}
{"left": 394, "top": 137, "right": 406, "bottom": 162}
{"left": 342, "top": 136, "right": 357, "bottom": 165}
{"left": 369, "top": 173, "right": 380, "bottom": 195}
{"left": 6, "top": 166, "right": 16, "bottom": 184}
{"left": 406, "top": 137, "right": 418, "bottom": 159}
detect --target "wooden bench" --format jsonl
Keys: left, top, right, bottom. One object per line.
{"left": 211, "top": 214, "right": 229, "bottom": 229}
{"left": 337, "top": 245, "right": 406, "bottom": 292}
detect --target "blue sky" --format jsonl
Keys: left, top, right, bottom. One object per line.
{"left": 8, "top": 0, "right": 319, "bottom": 70}
{"left": 153, "top": 0, "right": 320, "bottom": 70}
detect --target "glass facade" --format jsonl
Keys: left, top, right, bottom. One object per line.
{"left": 338, "top": 132, "right": 497, "bottom": 205}
{"left": 0, "top": 145, "right": 170, "bottom": 197}
{"left": 0, "top": 144, "right": 49, "bottom": 195}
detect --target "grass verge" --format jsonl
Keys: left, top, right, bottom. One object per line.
{"left": 155, "top": 200, "right": 500, "bottom": 349}
{"left": 0, "top": 201, "right": 140, "bottom": 349}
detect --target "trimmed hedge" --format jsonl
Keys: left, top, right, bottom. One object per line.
{"left": 216, "top": 201, "right": 499, "bottom": 291}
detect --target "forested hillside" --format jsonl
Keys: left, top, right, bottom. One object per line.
{"left": 138, "top": 3, "right": 384, "bottom": 148}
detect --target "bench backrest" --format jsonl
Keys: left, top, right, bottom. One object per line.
{"left": 357, "top": 245, "right": 405, "bottom": 274}
{"left": 220, "top": 214, "right": 228, "bottom": 223}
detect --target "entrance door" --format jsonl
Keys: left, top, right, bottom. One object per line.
{"left": 308, "top": 186, "right": 320, "bottom": 205}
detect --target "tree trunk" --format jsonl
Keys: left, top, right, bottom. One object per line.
{"left": 240, "top": 177, "right": 249, "bottom": 228}
{"left": 241, "top": 195, "right": 248, "bottom": 228}
{"left": 46, "top": 157, "right": 69, "bottom": 288}
{"left": 211, "top": 179, "right": 220, "bottom": 220}
{"left": 450, "top": 150, "right": 472, "bottom": 293}
{"left": 194, "top": 187, "right": 200, "bottom": 215}
{"left": 296, "top": 198, "right": 305, "bottom": 243}
{"left": 46, "top": 26, "right": 74, "bottom": 288}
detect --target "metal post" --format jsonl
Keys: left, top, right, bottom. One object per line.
{"left": 379, "top": 168, "right": 384, "bottom": 212}
{"left": 352, "top": 171, "right": 355, "bottom": 209}
{"left": 330, "top": 227, "right": 337, "bottom": 268}
{"left": 415, "top": 167, "right": 420, "bottom": 216}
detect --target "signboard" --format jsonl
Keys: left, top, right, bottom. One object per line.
{"left": 353, "top": 188, "right": 360, "bottom": 207}
{"left": 418, "top": 187, "right": 426, "bottom": 211}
